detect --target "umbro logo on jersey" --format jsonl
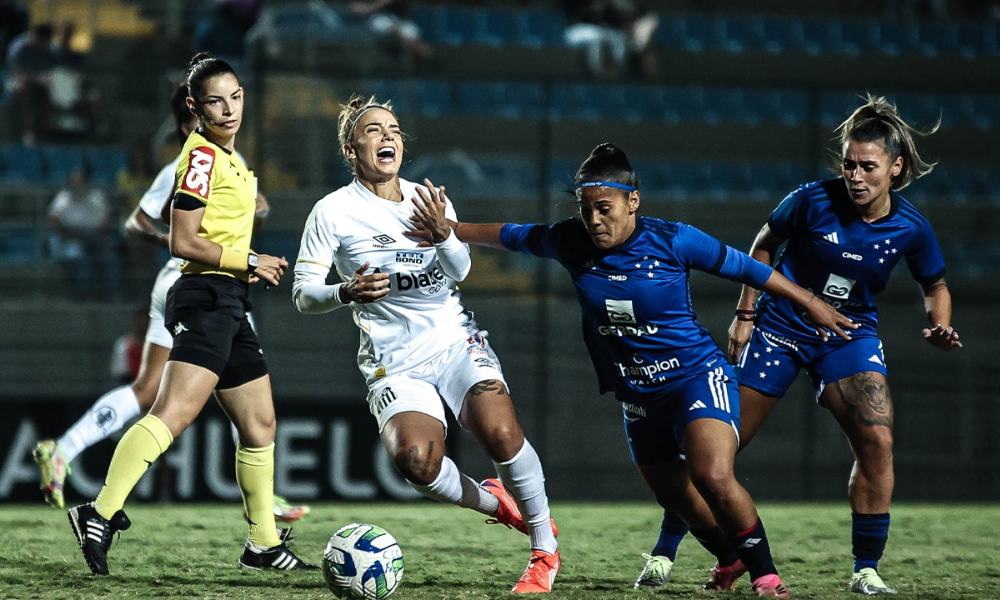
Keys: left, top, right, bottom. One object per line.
{"left": 373, "top": 234, "right": 396, "bottom": 245}
{"left": 822, "top": 232, "right": 839, "bottom": 244}
{"left": 689, "top": 400, "right": 707, "bottom": 411}
{"left": 739, "top": 537, "right": 763, "bottom": 549}
{"left": 172, "top": 322, "right": 189, "bottom": 336}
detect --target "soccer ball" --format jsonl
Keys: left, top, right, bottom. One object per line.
{"left": 323, "top": 523, "right": 404, "bottom": 599}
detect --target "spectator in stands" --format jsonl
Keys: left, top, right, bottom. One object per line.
{"left": 47, "top": 20, "right": 103, "bottom": 140}
{"left": 349, "top": 0, "right": 434, "bottom": 63}
{"left": 0, "top": 0, "right": 29, "bottom": 67}
{"left": 46, "top": 164, "right": 122, "bottom": 300}
{"left": 562, "top": 0, "right": 659, "bottom": 79}
{"left": 191, "top": 0, "right": 262, "bottom": 71}
{"left": 5, "top": 22, "right": 57, "bottom": 144}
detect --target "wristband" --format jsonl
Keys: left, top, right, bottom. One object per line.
{"left": 735, "top": 309, "right": 757, "bottom": 322}
{"left": 219, "top": 246, "right": 247, "bottom": 271}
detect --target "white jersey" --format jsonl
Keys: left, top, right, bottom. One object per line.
{"left": 294, "top": 178, "right": 479, "bottom": 384}
{"left": 138, "top": 156, "right": 182, "bottom": 221}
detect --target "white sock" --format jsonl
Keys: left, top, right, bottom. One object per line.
{"left": 408, "top": 456, "right": 497, "bottom": 514}
{"left": 495, "top": 439, "right": 557, "bottom": 553}
{"left": 57, "top": 385, "right": 142, "bottom": 463}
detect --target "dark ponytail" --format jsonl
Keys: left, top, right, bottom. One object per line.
{"left": 572, "top": 143, "right": 639, "bottom": 192}
{"left": 185, "top": 52, "right": 237, "bottom": 102}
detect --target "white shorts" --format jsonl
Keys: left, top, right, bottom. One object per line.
{"left": 145, "top": 258, "right": 183, "bottom": 349}
{"left": 145, "top": 258, "right": 255, "bottom": 349}
{"left": 366, "top": 332, "right": 507, "bottom": 434}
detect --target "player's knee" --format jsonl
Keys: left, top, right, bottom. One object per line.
{"left": 391, "top": 444, "right": 442, "bottom": 485}
{"left": 688, "top": 462, "right": 736, "bottom": 499}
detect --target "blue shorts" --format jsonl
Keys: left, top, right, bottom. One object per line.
{"left": 623, "top": 365, "right": 741, "bottom": 466}
{"left": 738, "top": 328, "right": 888, "bottom": 399}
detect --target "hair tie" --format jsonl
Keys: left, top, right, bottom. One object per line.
{"left": 574, "top": 181, "right": 636, "bottom": 192}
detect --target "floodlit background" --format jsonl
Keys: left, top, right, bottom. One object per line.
{"left": 0, "top": 0, "right": 997, "bottom": 505}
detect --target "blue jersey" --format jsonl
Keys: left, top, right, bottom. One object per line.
{"left": 758, "top": 179, "right": 946, "bottom": 342}
{"left": 501, "top": 216, "right": 772, "bottom": 405}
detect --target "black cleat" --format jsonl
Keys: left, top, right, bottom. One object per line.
{"left": 67, "top": 503, "right": 131, "bottom": 575}
{"left": 238, "top": 539, "right": 318, "bottom": 571}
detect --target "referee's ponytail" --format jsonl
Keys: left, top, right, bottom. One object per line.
{"left": 185, "top": 52, "right": 237, "bottom": 104}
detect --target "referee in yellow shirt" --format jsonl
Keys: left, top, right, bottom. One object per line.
{"left": 67, "top": 52, "right": 316, "bottom": 575}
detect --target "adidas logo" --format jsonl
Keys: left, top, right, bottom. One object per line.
{"left": 822, "top": 232, "right": 839, "bottom": 244}
{"left": 868, "top": 354, "right": 884, "bottom": 366}
{"left": 689, "top": 400, "right": 707, "bottom": 411}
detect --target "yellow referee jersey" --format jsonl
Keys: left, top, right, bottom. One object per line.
{"left": 173, "top": 129, "right": 257, "bottom": 279}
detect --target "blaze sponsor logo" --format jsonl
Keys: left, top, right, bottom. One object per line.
{"left": 95, "top": 408, "right": 116, "bottom": 432}
{"left": 822, "top": 273, "right": 856, "bottom": 300}
{"left": 395, "top": 266, "right": 445, "bottom": 291}
{"left": 181, "top": 147, "right": 215, "bottom": 198}
{"left": 395, "top": 251, "right": 423, "bottom": 266}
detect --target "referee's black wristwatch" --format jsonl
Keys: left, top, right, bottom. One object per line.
{"left": 246, "top": 253, "right": 259, "bottom": 274}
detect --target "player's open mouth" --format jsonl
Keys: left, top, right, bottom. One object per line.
{"left": 377, "top": 147, "right": 396, "bottom": 164}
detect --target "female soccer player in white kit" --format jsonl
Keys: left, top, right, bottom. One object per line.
{"left": 292, "top": 95, "right": 560, "bottom": 593}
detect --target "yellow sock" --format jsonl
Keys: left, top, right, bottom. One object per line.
{"left": 95, "top": 414, "right": 173, "bottom": 520}
{"left": 236, "top": 442, "right": 280, "bottom": 549}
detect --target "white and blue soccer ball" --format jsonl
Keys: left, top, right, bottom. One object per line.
{"left": 323, "top": 523, "right": 404, "bottom": 600}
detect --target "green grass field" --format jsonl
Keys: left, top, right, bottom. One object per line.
{"left": 4, "top": 501, "right": 998, "bottom": 599}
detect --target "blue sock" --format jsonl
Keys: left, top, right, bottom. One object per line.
{"left": 729, "top": 517, "right": 777, "bottom": 580}
{"left": 852, "top": 512, "right": 890, "bottom": 572}
{"left": 652, "top": 510, "right": 689, "bottom": 560}
{"left": 691, "top": 526, "right": 741, "bottom": 567}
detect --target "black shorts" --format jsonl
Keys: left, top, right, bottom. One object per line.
{"left": 165, "top": 274, "right": 267, "bottom": 390}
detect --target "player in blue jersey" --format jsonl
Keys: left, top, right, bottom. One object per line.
{"left": 726, "top": 95, "right": 961, "bottom": 595}
{"left": 653, "top": 95, "right": 963, "bottom": 595}
{"left": 408, "top": 142, "right": 856, "bottom": 598}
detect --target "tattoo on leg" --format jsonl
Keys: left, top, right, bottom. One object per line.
{"left": 834, "top": 374, "right": 893, "bottom": 428}
{"left": 468, "top": 380, "right": 508, "bottom": 398}
{"left": 403, "top": 441, "right": 439, "bottom": 481}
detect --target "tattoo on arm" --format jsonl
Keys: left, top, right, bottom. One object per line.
{"left": 833, "top": 373, "right": 893, "bottom": 428}
{"left": 468, "top": 379, "right": 509, "bottom": 398}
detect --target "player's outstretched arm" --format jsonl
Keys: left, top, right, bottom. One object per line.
{"left": 921, "top": 279, "right": 962, "bottom": 350}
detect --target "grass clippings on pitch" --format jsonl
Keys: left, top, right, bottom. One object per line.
{"left": 3, "top": 502, "right": 999, "bottom": 599}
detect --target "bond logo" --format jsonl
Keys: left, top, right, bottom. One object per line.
{"left": 822, "top": 273, "right": 856, "bottom": 300}
{"left": 182, "top": 147, "right": 215, "bottom": 198}
{"left": 395, "top": 251, "right": 423, "bottom": 266}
